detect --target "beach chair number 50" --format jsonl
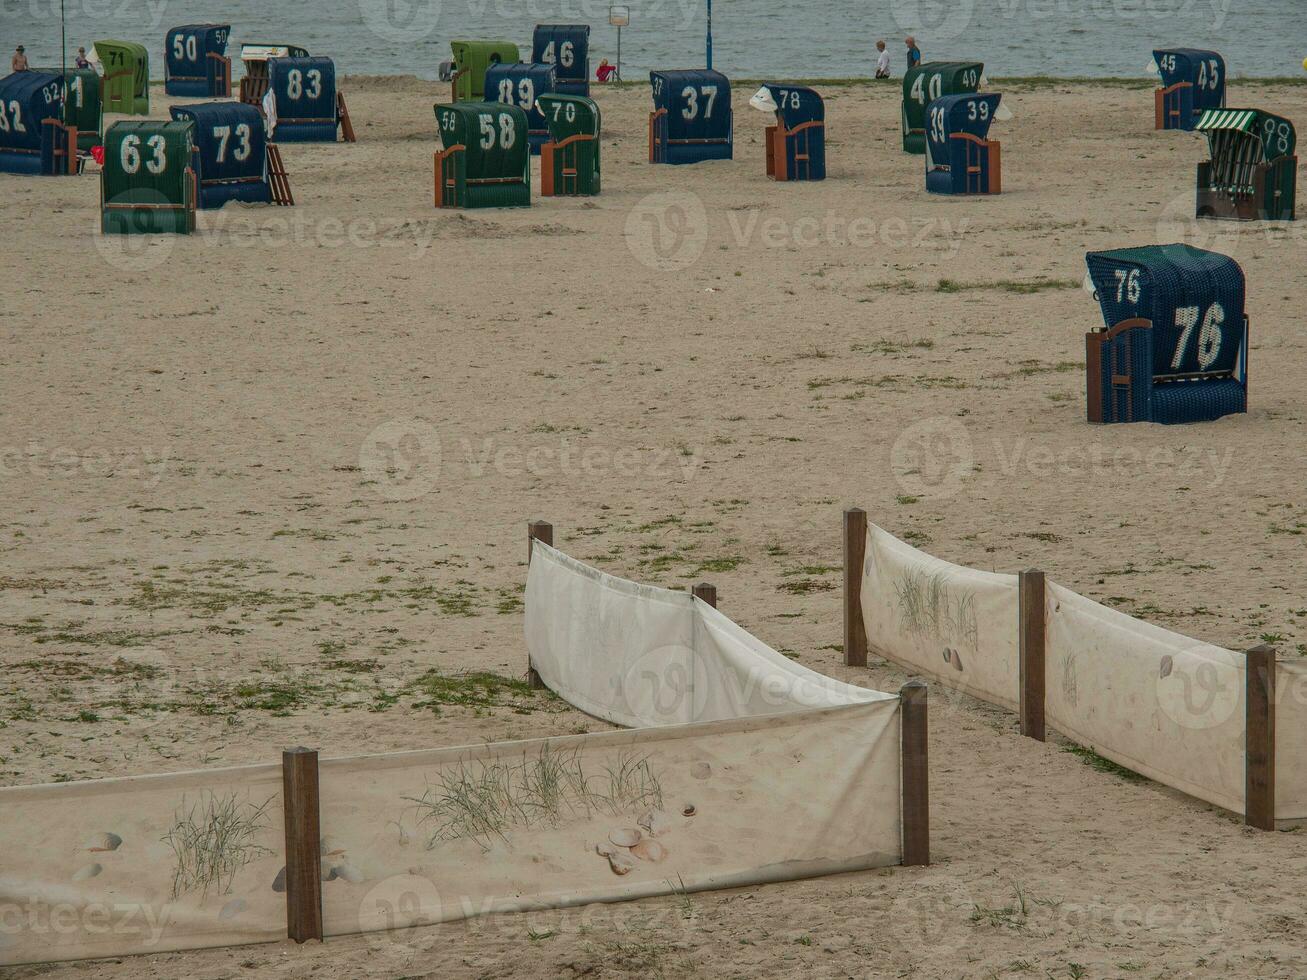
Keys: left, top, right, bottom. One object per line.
{"left": 478, "top": 112, "right": 516, "bottom": 149}
{"left": 119, "top": 133, "right": 168, "bottom": 175}
{"left": 497, "top": 78, "right": 535, "bottom": 111}
{"left": 1172, "top": 303, "right": 1224, "bottom": 371}
{"left": 0, "top": 100, "right": 26, "bottom": 133}
{"left": 541, "top": 40, "right": 574, "bottom": 68}
{"left": 681, "top": 84, "right": 717, "bottom": 120}
{"left": 213, "top": 124, "right": 252, "bottom": 163}
{"left": 286, "top": 69, "right": 322, "bottom": 101}
{"left": 173, "top": 34, "right": 198, "bottom": 61}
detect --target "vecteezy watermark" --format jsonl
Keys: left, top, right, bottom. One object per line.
{"left": 1155, "top": 647, "right": 1240, "bottom": 731}
{"left": 890, "top": 0, "right": 1233, "bottom": 40}
{"left": 358, "top": 0, "right": 445, "bottom": 42}
{"left": 0, "top": 442, "right": 170, "bottom": 487}
{"left": 0, "top": 898, "right": 173, "bottom": 945}
{"left": 890, "top": 417, "right": 1236, "bottom": 501}
{"left": 358, "top": 423, "right": 703, "bottom": 500}
{"left": 10, "top": 0, "right": 172, "bottom": 28}
{"left": 624, "top": 192, "right": 710, "bottom": 272}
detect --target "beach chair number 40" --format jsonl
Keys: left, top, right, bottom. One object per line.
{"left": 119, "top": 133, "right": 167, "bottom": 175}
{"left": 681, "top": 85, "right": 718, "bottom": 120}
{"left": 540, "top": 40, "right": 575, "bottom": 68}
{"left": 212, "top": 124, "right": 252, "bottom": 163}
{"left": 285, "top": 69, "right": 323, "bottom": 101}
{"left": 911, "top": 68, "right": 978, "bottom": 106}
{"left": 497, "top": 77, "right": 536, "bottom": 111}
{"left": 478, "top": 112, "right": 516, "bottom": 149}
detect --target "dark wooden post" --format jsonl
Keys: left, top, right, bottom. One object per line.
{"left": 900, "top": 680, "right": 929, "bottom": 866}
{"left": 691, "top": 582, "right": 717, "bottom": 608}
{"left": 1245, "top": 644, "right": 1276, "bottom": 831}
{"left": 843, "top": 507, "right": 868, "bottom": 667}
{"left": 1018, "top": 569, "right": 1046, "bottom": 742}
{"left": 526, "top": 521, "right": 553, "bottom": 689}
{"left": 281, "top": 747, "right": 323, "bottom": 943}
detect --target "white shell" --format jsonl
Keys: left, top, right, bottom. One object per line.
{"left": 609, "top": 828, "right": 642, "bottom": 848}
{"left": 72, "top": 863, "right": 102, "bottom": 881}
{"left": 607, "top": 851, "right": 636, "bottom": 876}
{"left": 86, "top": 832, "right": 122, "bottom": 852}
{"left": 631, "top": 839, "right": 667, "bottom": 862}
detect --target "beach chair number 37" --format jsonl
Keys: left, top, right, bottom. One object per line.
{"left": 1114, "top": 268, "right": 1224, "bottom": 370}
{"left": 681, "top": 85, "right": 717, "bottom": 120}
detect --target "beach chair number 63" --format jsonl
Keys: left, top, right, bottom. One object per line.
{"left": 497, "top": 78, "right": 535, "bottom": 111}
{"left": 478, "top": 112, "right": 516, "bottom": 149}
{"left": 119, "top": 134, "right": 168, "bottom": 175}
{"left": 286, "top": 69, "right": 322, "bottom": 101}
{"left": 681, "top": 84, "right": 717, "bottom": 119}
{"left": 0, "top": 100, "right": 26, "bottom": 133}
{"left": 213, "top": 124, "right": 252, "bottom": 163}
{"left": 541, "top": 40, "right": 574, "bottom": 68}
{"left": 1172, "top": 304, "right": 1224, "bottom": 371}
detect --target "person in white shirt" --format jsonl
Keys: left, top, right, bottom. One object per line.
{"left": 875, "top": 40, "right": 890, "bottom": 79}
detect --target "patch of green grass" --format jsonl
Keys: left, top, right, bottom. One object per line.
{"left": 1063, "top": 744, "right": 1146, "bottom": 783}
{"left": 404, "top": 670, "right": 557, "bottom": 715}
{"left": 937, "top": 277, "right": 1081, "bottom": 294}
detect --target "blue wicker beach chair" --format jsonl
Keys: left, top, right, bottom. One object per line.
{"left": 925, "top": 92, "right": 1002, "bottom": 195}
{"left": 1153, "top": 48, "right": 1224, "bottom": 131}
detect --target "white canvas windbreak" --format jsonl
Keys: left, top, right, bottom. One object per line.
{"left": 1044, "top": 582, "right": 1246, "bottom": 815}
{"left": 860, "top": 524, "right": 1020, "bottom": 711}
{"left": 1273, "top": 660, "right": 1307, "bottom": 819}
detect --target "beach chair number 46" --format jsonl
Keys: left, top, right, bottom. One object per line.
{"left": 285, "top": 69, "right": 323, "bottom": 100}
{"left": 681, "top": 85, "right": 718, "bottom": 120}
{"left": 497, "top": 78, "right": 536, "bottom": 111}
{"left": 119, "top": 134, "right": 167, "bottom": 175}
{"left": 213, "top": 124, "right": 252, "bottom": 163}
{"left": 540, "top": 40, "right": 574, "bottom": 68}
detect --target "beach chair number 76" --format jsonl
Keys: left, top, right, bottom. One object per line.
{"left": 1172, "top": 303, "right": 1225, "bottom": 371}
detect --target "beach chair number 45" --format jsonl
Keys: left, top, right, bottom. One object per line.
{"left": 540, "top": 40, "right": 575, "bottom": 68}
{"left": 213, "top": 124, "right": 252, "bottom": 163}
{"left": 497, "top": 77, "right": 536, "bottom": 111}
{"left": 285, "top": 69, "right": 323, "bottom": 101}
{"left": 681, "top": 85, "right": 718, "bottom": 119}
{"left": 1114, "top": 268, "right": 1224, "bottom": 370}
{"left": 1196, "top": 58, "right": 1220, "bottom": 91}
{"left": 119, "top": 133, "right": 167, "bottom": 175}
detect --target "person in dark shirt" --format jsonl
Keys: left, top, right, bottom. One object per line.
{"left": 905, "top": 36, "right": 922, "bottom": 69}
{"left": 75, "top": 46, "right": 91, "bottom": 69}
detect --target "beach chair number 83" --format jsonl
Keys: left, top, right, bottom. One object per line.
{"left": 681, "top": 85, "right": 717, "bottom": 120}
{"left": 478, "top": 112, "right": 516, "bottom": 149}
{"left": 119, "top": 134, "right": 168, "bottom": 175}
{"left": 286, "top": 69, "right": 322, "bottom": 100}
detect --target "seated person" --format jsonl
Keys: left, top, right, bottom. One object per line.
{"left": 596, "top": 58, "right": 617, "bottom": 82}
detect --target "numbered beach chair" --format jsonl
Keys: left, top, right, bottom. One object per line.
{"left": 1153, "top": 48, "right": 1224, "bottom": 131}
{"left": 93, "top": 40, "right": 150, "bottom": 115}
{"left": 449, "top": 41, "right": 521, "bottom": 102}
{"left": 165, "top": 24, "right": 232, "bottom": 98}
{"left": 1083, "top": 244, "right": 1247, "bottom": 424}
{"left": 433, "top": 102, "right": 530, "bottom": 209}
{"left": 50, "top": 68, "right": 101, "bottom": 151}
{"left": 749, "top": 84, "right": 824, "bottom": 181}
{"left": 649, "top": 69, "right": 733, "bottom": 164}
{"left": 0, "top": 72, "right": 75, "bottom": 175}
{"left": 925, "top": 93, "right": 1002, "bottom": 195}
{"left": 238, "top": 43, "right": 309, "bottom": 105}
{"left": 266, "top": 57, "right": 355, "bottom": 143}
{"left": 1194, "top": 109, "right": 1296, "bottom": 222}
{"left": 902, "top": 61, "right": 982, "bottom": 154}
{"left": 100, "top": 119, "right": 197, "bottom": 234}
{"left": 533, "top": 24, "right": 589, "bottom": 96}
{"left": 538, "top": 93, "right": 600, "bottom": 196}
{"left": 170, "top": 102, "right": 292, "bottom": 208}
{"left": 485, "top": 62, "right": 556, "bottom": 154}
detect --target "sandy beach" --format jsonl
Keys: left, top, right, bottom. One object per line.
{"left": 2, "top": 75, "right": 1306, "bottom": 977}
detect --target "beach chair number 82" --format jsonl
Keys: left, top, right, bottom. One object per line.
{"left": 681, "top": 85, "right": 717, "bottom": 120}
{"left": 1172, "top": 304, "right": 1224, "bottom": 371}
{"left": 286, "top": 69, "right": 322, "bottom": 101}
{"left": 478, "top": 112, "right": 516, "bottom": 149}
{"left": 0, "top": 100, "right": 26, "bottom": 133}
{"left": 119, "top": 134, "right": 168, "bottom": 175}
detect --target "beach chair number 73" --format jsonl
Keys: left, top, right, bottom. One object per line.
{"left": 213, "top": 124, "right": 252, "bottom": 163}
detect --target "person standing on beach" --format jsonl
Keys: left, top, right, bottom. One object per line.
{"left": 905, "top": 36, "right": 922, "bottom": 69}
{"left": 875, "top": 40, "right": 891, "bottom": 78}
{"left": 12, "top": 45, "right": 29, "bottom": 71}
{"left": 75, "top": 46, "right": 90, "bottom": 69}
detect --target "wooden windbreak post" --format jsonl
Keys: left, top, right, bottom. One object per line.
{"left": 691, "top": 582, "right": 717, "bottom": 608}
{"left": 281, "top": 747, "right": 323, "bottom": 943}
{"left": 1245, "top": 644, "right": 1276, "bottom": 831}
{"left": 1018, "top": 569, "right": 1047, "bottom": 742}
{"left": 526, "top": 521, "right": 553, "bottom": 689}
{"left": 843, "top": 507, "right": 868, "bottom": 667}
{"left": 900, "top": 681, "right": 929, "bottom": 866}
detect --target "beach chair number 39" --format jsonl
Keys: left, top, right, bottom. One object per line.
{"left": 681, "top": 85, "right": 717, "bottom": 120}
{"left": 119, "top": 134, "right": 168, "bottom": 175}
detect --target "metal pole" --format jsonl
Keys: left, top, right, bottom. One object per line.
{"left": 616, "top": 25, "right": 621, "bottom": 82}
{"left": 706, "top": 0, "right": 713, "bottom": 70}
{"left": 60, "top": 0, "right": 67, "bottom": 121}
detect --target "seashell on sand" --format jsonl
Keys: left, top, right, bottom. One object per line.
{"left": 595, "top": 841, "right": 618, "bottom": 858}
{"left": 638, "top": 808, "right": 672, "bottom": 837}
{"left": 682, "top": 803, "right": 696, "bottom": 817}
{"left": 950, "top": 651, "right": 964, "bottom": 672}
{"left": 321, "top": 865, "right": 339, "bottom": 882}
{"left": 942, "top": 648, "right": 953, "bottom": 664}
{"left": 609, "top": 828, "right": 642, "bottom": 848}
{"left": 1159, "top": 655, "right": 1174, "bottom": 679}
{"left": 272, "top": 866, "right": 287, "bottom": 892}
{"left": 86, "top": 832, "right": 123, "bottom": 853}
{"left": 691, "top": 762, "right": 712, "bottom": 780}
{"left": 72, "top": 863, "right": 102, "bottom": 881}
{"left": 332, "top": 863, "right": 364, "bottom": 883}
{"left": 607, "top": 851, "right": 636, "bottom": 876}
{"left": 320, "top": 837, "right": 346, "bottom": 857}
{"left": 630, "top": 839, "right": 667, "bottom": 862}
{"left": 220, "top": 898, "right": 247, "bottom": 919}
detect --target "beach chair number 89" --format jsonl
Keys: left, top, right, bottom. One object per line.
{"left": 497, "top": 78, "right": 535, "bottom": 111}
{"left": 119, "top": 134, "right": 167, "bottom": 175}
{"left": 681, "top": 85, "right": 717, "bottom": 120}
{"left": 286, "top": 69, "right": 322, "bottom": 100}
{"left": 478, "top": 112, "right": 516, "bottom": 149}
{"left": 1172, "top": 304, "right": 1224, "bottom": 371}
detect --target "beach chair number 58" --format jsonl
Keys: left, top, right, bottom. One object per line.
{"left": 119, "top": 133, "right": 168, "bottom": 175}
{"left": 286, "top": 69, "right": 322, "bottom": 100}
{"left": 681, "top": 84, "right": 717, "bottom": 120}
{"left": 541, "top": 40, "right": 574, "bottom": 68}
{"left": 1172, "top": 303, "right": 1224, "bottom": 371}
{"left": 478, "top": 112, "right": 516, "bottom": 149}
